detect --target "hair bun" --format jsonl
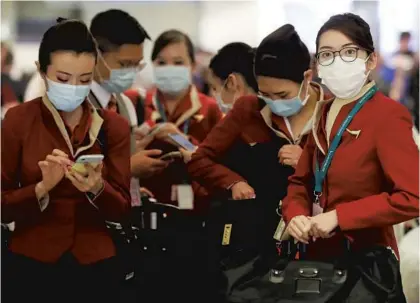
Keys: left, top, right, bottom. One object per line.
{"left": 56, "top": 17, "right": 68, "bottom": 23}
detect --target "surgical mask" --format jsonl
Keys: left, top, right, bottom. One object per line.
{"left": 101, "top": 67, "right": 137, "bottom": 94}
{"left": 154, "top": 65, "right": 191, "bottom": 95}
{"left": 46, "top": 78, "right": 90, "bottom": 112}
{"left": 260, "top": 82, "right": 309, "bottom": 117}
{"left": 318, "top": 57, "right": 370, "bottom": 99}
{"left": 215, "top": 93, "right": 233, "bottom": 113}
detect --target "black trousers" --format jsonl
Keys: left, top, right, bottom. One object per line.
{"left": 2, "top": 252, "right": 120, "bottom": 303}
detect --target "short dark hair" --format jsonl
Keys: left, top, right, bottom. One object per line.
{"left": 316, "top": 13, "right": 375, "bottom": 54}
{"left": 400, "top": 31, "right": 411, "bottom": 41}
{"left": 38, "top": 18, "right": 97, "bottom": 73}
{"left": 209, "top": 42, "right": 258, "bottom": 91}
{"left": 151, "top": 29, "right": 195, "bottom": 64}
{"left": 90, "top": 9, "right": 150, "bottom": 52}
{"left": 1, "top": 42, "right": 13, "bottom": 66}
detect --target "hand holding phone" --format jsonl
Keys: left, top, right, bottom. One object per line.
{"left": 71, "top": 154, "right": 104, "bottom": 176}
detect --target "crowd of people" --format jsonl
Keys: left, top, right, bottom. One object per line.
{"left": 1, "top": 8, "right": 419, "bottom": 303}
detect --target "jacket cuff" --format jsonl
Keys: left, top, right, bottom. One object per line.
{"left": 38, "top": 194, "right": 50, "bottom": 212}
{"left": 86, "top": 182, "right": 105, "bottom": 209}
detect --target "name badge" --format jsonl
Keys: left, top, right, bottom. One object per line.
{"left": 176, "top": 184, "right": 194, "bottom": 210}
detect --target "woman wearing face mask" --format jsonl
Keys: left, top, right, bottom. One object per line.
{"left": 207, "top": 42, "right": 258, "bottom": 114}
{"left": 282, "top": 14, "right": 418, "bottom": 300}
{"left": 140, "top": 29, "right": 223, "bottom": 207}
{"left": 136, "top": 29, "right": 222, "bottom": 303}
{"left": 180, "top": 42, "right": 258, "bottom": 164}
{"left": 1, "top": 19, "right": 131, "bottom": 303}
{"left": 187, "top": 25, "right": 330, "bottom": 291}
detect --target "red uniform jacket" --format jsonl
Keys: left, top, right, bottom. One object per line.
{"left": 188, "top": 83, "right": 327, "bottom": 194}
{"left": 140, "top": 86, "right": 223, "bottom": 211}
{"left": 1, "top": 96, "right": 131, "bottom": 264}
{"left": 282, "top": 86, "right": 419, "bottom": 260}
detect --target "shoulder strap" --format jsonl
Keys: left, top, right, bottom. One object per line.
{"left": 118, "top": 94, "right": 138, "bottom": 127}
{"left": 136, "top": 93, "right": 145, "bottom": 125}
{"left": 96, "top": 110, "right": 108, "bottom": 156}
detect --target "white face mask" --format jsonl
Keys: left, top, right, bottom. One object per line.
{"left": 318, "top": 56, "right": 370, "bottom": 99}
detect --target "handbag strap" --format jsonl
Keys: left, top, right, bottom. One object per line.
{"left": 355, "top": 247, "right": 399, "bottom": 297}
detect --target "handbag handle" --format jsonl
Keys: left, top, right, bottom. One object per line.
{"left": 355, "top": 248, "right": 399, "bottom": 297}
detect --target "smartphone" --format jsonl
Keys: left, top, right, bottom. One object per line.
{"left": 168, "top": 134, "right": 196, "bottom": 151}
{"left": 76, "top": 154, "right": 104, "bottom": 164}
{"left": 71, "top": 154, "right": 104, "bottom": 176}
{"left": 159, "top": 151, "right": 182, "bottom": 161}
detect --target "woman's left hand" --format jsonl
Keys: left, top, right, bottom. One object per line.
{"left": 278, "top": 144, "right": 303, "bottom": 167}
{"left": 309, "top": 210, "right": 338, "bottom": 240}
{"left": 66, "top": 163, "right": 104, "bottom": 195}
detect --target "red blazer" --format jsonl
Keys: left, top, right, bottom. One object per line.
{"left": 283, "top": 90, "right": 419, "bottom": 260}
{"left": 140, "top": 86, "right": 223, "bottom": 211}
{"left": 188, "top": 83, "right": 328, "bottom": 194}
{"left": 1, "top": 97, "right": 131, "bottom": 264}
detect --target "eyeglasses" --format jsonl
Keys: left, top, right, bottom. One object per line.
{"left": 316, "top": 47, "right": 363, "bottom": 66}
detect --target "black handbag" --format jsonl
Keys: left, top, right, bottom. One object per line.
{"left": 228, "top": 240, "right": 406, "bottom": 303}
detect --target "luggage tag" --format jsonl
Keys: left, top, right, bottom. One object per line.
{"left": 130, "top": 178, "right": 142, "bottom": 207}
{"left": 222, "top": 224, "right": 233, "bottom": 245}
{"left": 273, "top": 218, "right": 286, "bottom": 241}
{"left": 150, "top": 212, "right": 157, "bottom": 230}
{"left": 176, "top": 184, "right": 194, "bottom": 210}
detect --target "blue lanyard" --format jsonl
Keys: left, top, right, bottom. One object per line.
{"left": 314, "top": 86, "right": 378, "bottom": 202}
{"left": 155, "top": 98, "right": 190, "bottom": 134}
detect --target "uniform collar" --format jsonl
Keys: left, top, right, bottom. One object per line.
{"left": 151, "top": 85, "right": 202, "bottom": 127}
{"left": 312, "top": 81, "right": 376, "bottom": 155}
{"left": 91, "top": 81, "right": 112, "bottom": 109}
{"left": 41, "top": 95, "right": 103, "bottom": 158}
{"left": 260, "top": 82, "right": 325, "bottom": 144}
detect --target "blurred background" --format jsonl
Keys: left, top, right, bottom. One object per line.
{"left": 1, "top": 0, "right": 419, "bottom": 119}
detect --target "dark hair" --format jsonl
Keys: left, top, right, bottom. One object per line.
{"left": 1, "top": 42, "right": 13, "bottom": 66}
{"left": 38, "top": 18, "right": 97, "bottom": 73}
{"left": 316, "top": 13, "right": 375, "bottom": 54}
{"left": 209, "top": 42, "right": 258, "bottom": 91}
{"left": 400, "top": 31, "right": 411, "bottom": 41}
{"left": 90, "top": 9, "right": 150, "bottom": 52}
{"left": 151, "top": 30, "right": 195, "bottom": 64}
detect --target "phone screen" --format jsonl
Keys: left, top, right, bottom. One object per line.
{"left": 168, "top": 134, "right": 196, "bottom": 151}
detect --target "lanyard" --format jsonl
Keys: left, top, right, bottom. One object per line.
{"left": 314, "top": 86, "right": 378, "bottom": 203}
{"left": 155, "top": 97, "right": 191, "bottom": 134}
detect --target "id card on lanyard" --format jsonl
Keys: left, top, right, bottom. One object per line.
{"left": 155, "top": 97, "right": 191, "bottom": 134}
{"left": 313, "top": 86, "right": 378, "bottom": 213}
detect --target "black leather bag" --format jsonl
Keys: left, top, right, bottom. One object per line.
{"left": 228, "top": 241, "right": 406, "bottom": 303}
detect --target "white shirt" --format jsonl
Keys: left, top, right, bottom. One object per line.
{"left": 90, "top": 81, "right": 112, "bottom": 108}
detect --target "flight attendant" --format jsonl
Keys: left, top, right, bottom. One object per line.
{"left": 1, "top": 19, "right": 131, "bottom": 303}
{"left": 188, "top": 24, "right": 329, "bottom": 204}
{"left": 140, "top": 29, "right": 223, "bottom": 207}
{"left": 180, "top": 42, "right": 258, "bottom": 164}
{"left": 207, "top": 42, "right": 258, "bottom": 113}
{"left": 187, "top": 25, "right": 331, "bottom": 300}
{"left": 136, "top": 29, "right": 222, "bottom": 303}
{"left": 282, "top": 13, "right": 419, "bottom": 300}
{"left": 89, "top": 9, "right": 167, "bottom": 202}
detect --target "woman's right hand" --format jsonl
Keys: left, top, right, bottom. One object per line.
{"left": 38, "top": 149, "right": 73, "bottom": 192}
{"left": 231, "top": 181, "right": 256, "bottom": 200}
{"left": 286, "top": 215, "right": 312, "bottom": 244}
